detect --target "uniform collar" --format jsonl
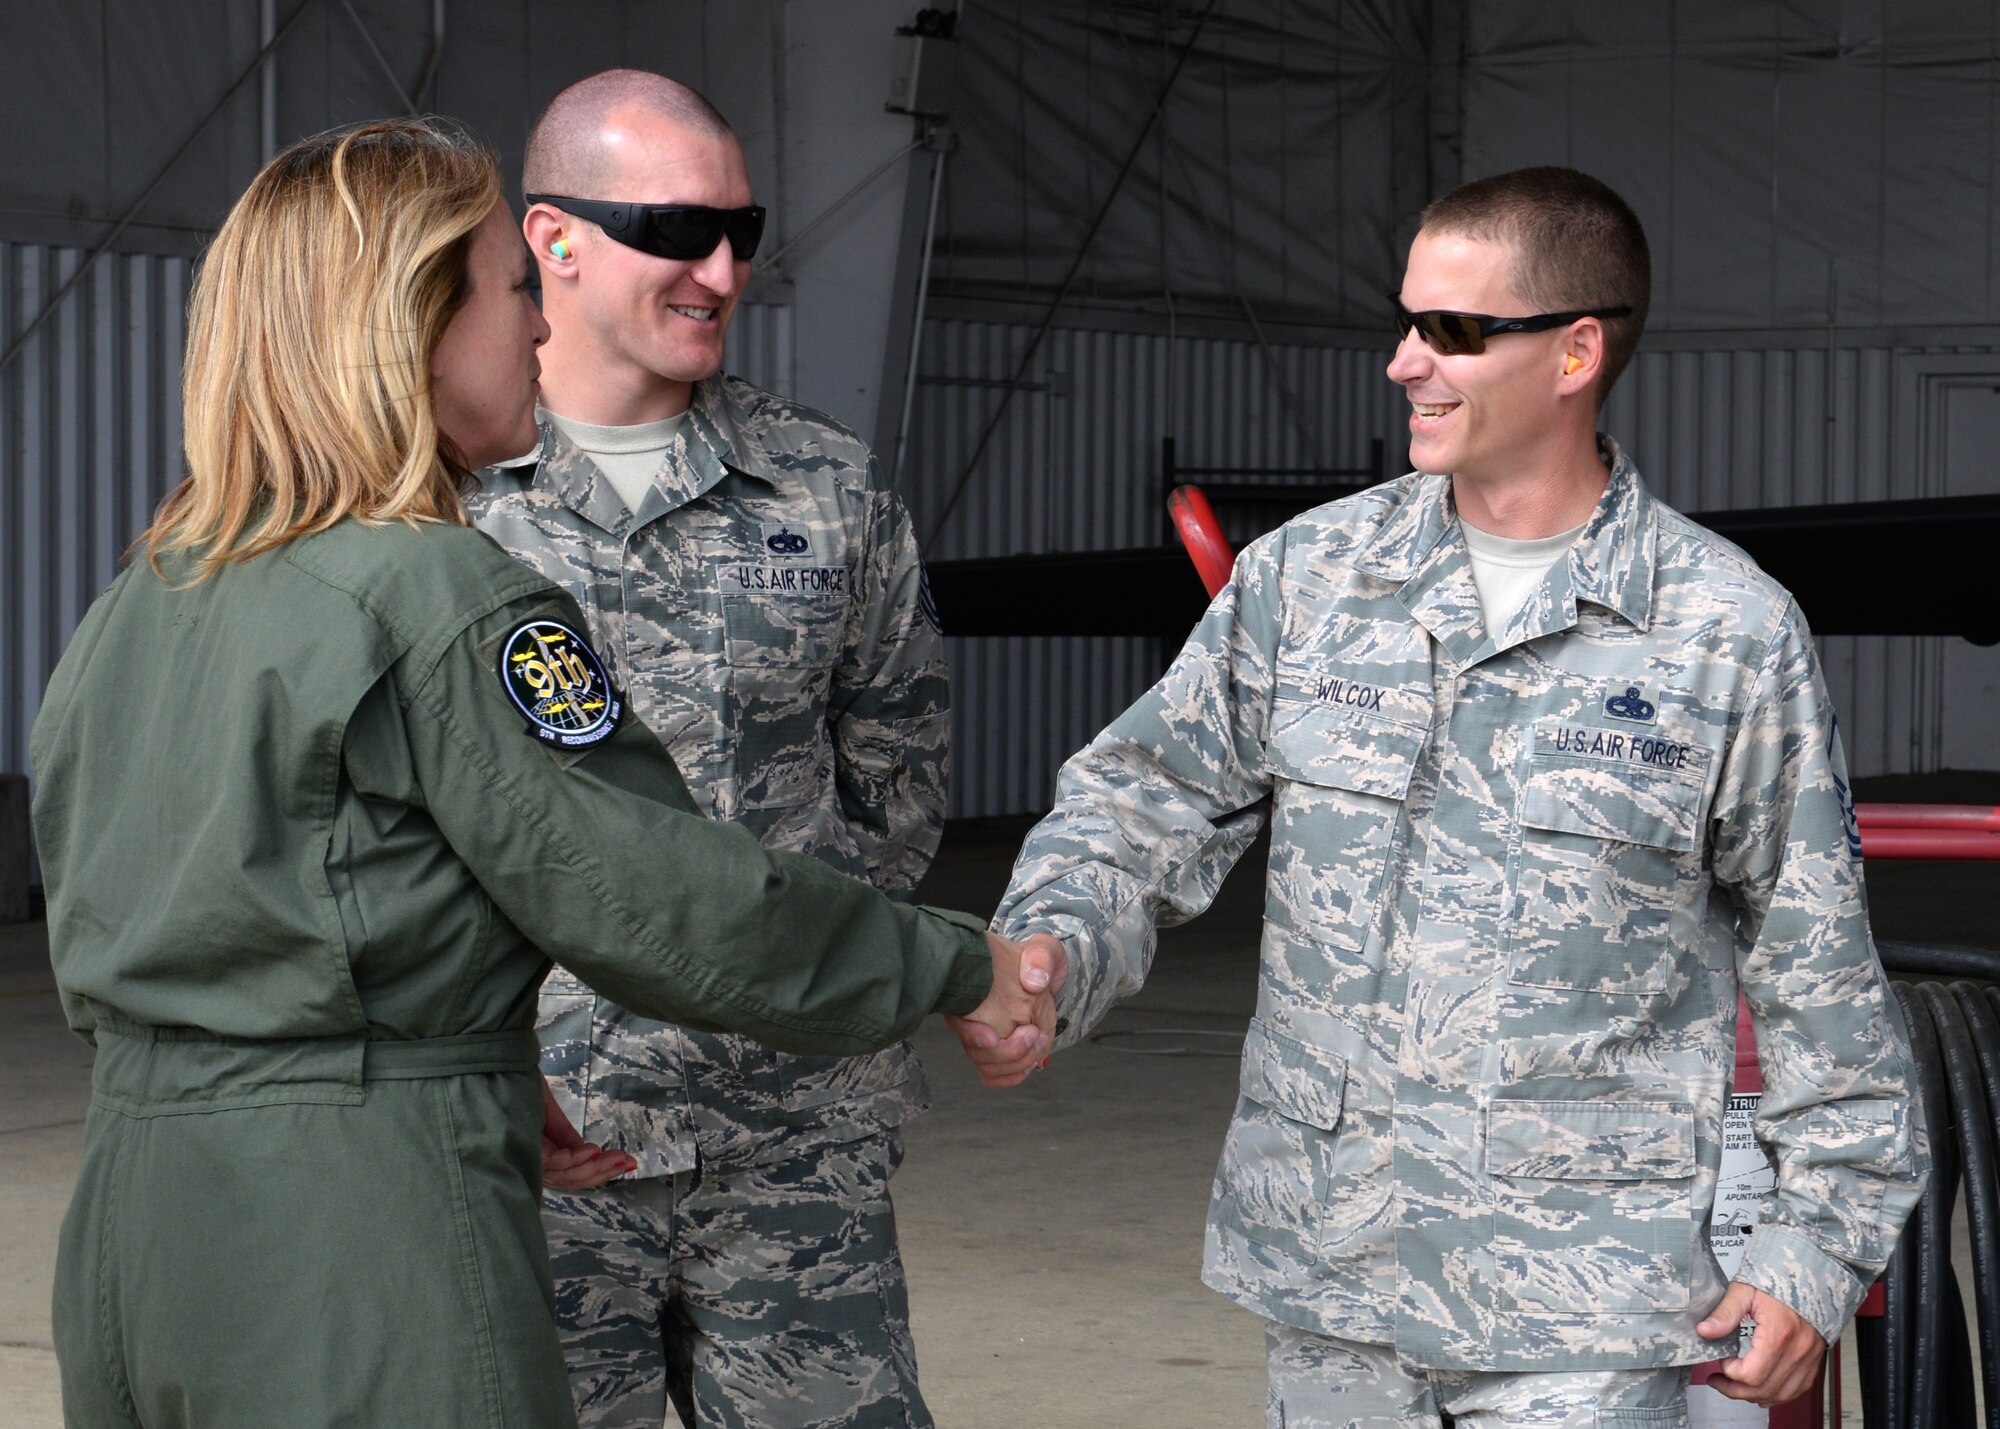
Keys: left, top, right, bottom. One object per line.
{"left": 685, "top": 376, "right": 781, "bottom": 488}
{"left": 1565, "top": 434, "right": 1656, "bottom": 634}
{"left": 1351, "top": 434, "right": 1657, "bottom": 667}
{"left": 525, "top": 376, "right": 782, "bottom": 535}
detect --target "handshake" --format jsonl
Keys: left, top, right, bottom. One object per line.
{"left": 543, "top": 931, "right": 1069, "bottom": 1189}
{"left": 949, "top": 931, "right": 1070, "bottom": 1089}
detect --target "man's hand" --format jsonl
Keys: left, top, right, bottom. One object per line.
{"left": 1697, "top": 1281, "right": 1826, "bottom": 1406}
{"left": 540, "top": 1075, "right": 637, "bottom": 1191}
{"left": 946, "top": 932, "right": 1068, "bottom": 1088}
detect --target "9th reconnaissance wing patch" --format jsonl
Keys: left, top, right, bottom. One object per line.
{"left": 496, "top": 616, "right": 624, "bottom": 753}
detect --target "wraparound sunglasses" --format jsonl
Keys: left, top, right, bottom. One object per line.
{"left": 527, "top": 194, "right": 768, "bottom": 262}
{"left": 1390, "top": 295, "right": 1632, "bottom": 356}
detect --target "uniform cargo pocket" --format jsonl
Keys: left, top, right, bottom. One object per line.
{"left": 1214, "top": 1020, "right": 1388, "bottom": 1257}
{"left": 1488, "top": 1099, "right": 1696, "bottom": 1313}
{"left": 778, "top": 1042, "right": 917, "bottom": 1112}
{"left": 1262, "top": 699, "right": 1423, "bottom": 953}
{"left": 535, "top": 983, "right": 594, "bottom": 1123}
{"left": 1507, "top": 731, "right": 1709, "bottom": 996}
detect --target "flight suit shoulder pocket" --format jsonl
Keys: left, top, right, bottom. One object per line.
{"left": 1239, "top": 1018, "right": 1346, "bottom": 1132}
{"left": 1486, "top": 1099, "right": 1695, "bottom": 1181}
{"left": 1266, "top": 697, "right": 1424, "bottom": 801}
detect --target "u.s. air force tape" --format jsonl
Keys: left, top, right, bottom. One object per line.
{"left": 496, "top": 617, "right": 624, "bottom": 751}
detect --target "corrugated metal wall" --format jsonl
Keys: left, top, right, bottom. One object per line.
{"left": 1, "top": 242, "right": 192, "bottom": 784}
{"left": 1603, "top": 343, "right": 1967, "bottom": 783}
{"left": 722, "top": 300, "right": 794, "bottom": 407}
{"left": 903, "top": 319, "right": 1404, "bottom": 560}
{"left": 905, "top": 316, "right": 1407, "bottom": 819}
{"left": 906, "top": 316, "right": 2000, "bottom": 817}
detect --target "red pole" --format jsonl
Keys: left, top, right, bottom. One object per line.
{"left": 1855, "top": 803, "right": 2000, "bottom": 831}
{"left": 1858, "top": 827, "right": 2000, "bottom": 860}
{"left": 1167, "top": 484, "right": 1235, "bottom": 599}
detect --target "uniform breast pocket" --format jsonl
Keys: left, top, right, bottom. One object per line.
{"left": 719, "top": 567, "right": 850, "bottom": 810}
{"left": 1262, "top": 699, "right": 1424, "bottom": 953}
{"left": 718, "top": 564, "right": 850, "bottom": 669}
{"left": 1507, "top": 731, "right": 1711, "bottom": 996}
{"left": 1487, "top": 1098, "right": 1696, "bottom": 1313}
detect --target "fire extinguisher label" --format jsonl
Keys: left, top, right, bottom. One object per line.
{"left": 1709, "top": 1091, "right": 1776, "bottom": 1279}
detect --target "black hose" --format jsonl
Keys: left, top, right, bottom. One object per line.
{"left": 1875, "top": 983, "right": 1917, "bottom": 1429}
{"left": 1943, "top": 1262, "right": 1982, "bottom": 1426}
{"left": 1882, "top": 983, "right": 1938, "bottom": 1428}
{"left": 1916, "top": 983, "right": 1982, "bottom": 1425}
{"left": 1877, "top": 940, "right": 2000, "bottom": 983}
{"left": 1950, "top": 982, "right": 2000, "bottom": 1429}
{"left": 1904, "top": 983, "right": 1955, "bottom": 1428}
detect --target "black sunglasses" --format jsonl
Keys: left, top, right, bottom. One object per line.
{"left": 527, "top": 194, "right": 767, "bottom": 262}
{"left": 1390, "top": 296, "right": 1632, "bottom": 356}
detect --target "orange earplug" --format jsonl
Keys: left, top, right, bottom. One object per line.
{"left": 1563, "top": 354, "right": 1583, "bottom": 375}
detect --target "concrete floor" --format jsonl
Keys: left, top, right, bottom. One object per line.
{"left": 2, "top": 771, "right": 1993, "bottom": 1426}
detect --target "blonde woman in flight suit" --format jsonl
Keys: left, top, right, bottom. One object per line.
{"left": 30, "top": 119, "right": 1061, "bottom": 1429}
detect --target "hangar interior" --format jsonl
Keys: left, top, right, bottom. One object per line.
{"left": 2, "top": 3, "right": 1997, "bottom": 1426}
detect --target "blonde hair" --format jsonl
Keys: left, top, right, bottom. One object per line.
{"left": 145, "top": 118, "right": 502, "bottom": 578}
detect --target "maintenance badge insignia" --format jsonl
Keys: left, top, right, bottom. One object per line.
{"left": 762, "top": 523, "right": 812, "bottom": 558}
{"left": 1604, "top": 684, "right": 1657, "bottom": 723}
{"left": 497, "top": 618, "right": 624, "bottom": 751}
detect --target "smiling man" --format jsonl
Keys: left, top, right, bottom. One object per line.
{"left": 975, "top": 167, "right": 1928, "bottom": 1427}
{"left": 467, "top": 71, "right": 954, "bottom": 1429}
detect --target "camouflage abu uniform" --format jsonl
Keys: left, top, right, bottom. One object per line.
{"left": 469, "top": 373, "right": 947, "bottom": 1428}
{"left": 997, "top": 437, "right": 1927, "bottom": 1373}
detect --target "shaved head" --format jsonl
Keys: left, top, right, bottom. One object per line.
{"left": 524, "top": 69, "right": 733, "bottom": 197}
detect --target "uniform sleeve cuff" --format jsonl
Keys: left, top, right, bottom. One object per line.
{"left": 994, "top": 916, "right": 1089, "bottom": 1050}
{"left": 921, "top": 905, "right": 994, "bottom": 1015}
{"left": 1734, "top": 1223, "right": 1872, "bottom": 1345}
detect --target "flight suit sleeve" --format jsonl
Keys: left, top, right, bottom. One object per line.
{"left": 828, "top": 481, "right": 949, "bottom": 897}
{"left": 1708, "top": 599, "right": 1930, "bottom": 1343}
{"left": 993, "top": 531, "right": 1285, "bottom": 1050}
{"left": 405, "top": 588, "right": 994, "bottom": 1057}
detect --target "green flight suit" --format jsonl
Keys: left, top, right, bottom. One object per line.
{"left": 28, "top": 517, "right": 992, "bottom": 1429}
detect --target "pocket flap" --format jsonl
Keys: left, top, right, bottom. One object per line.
{"left": 1487, "top": 1099, "right": 1695, "bottom": 1180}
{"left": 1238, "top": 1018, "right": 1346, "bottom": 1132}
{"left": 1520, "top": 724, "right": 1709, "bottom": 853}
{"left": 1266, "top": 699, "right": 1425, "bottom": 801}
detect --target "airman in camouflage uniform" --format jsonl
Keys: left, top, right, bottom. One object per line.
{"left": 989, "top": 169, "right": 1926, "bottom": 1427}
{"left": 466, "top": 70, "right": 950, "bottom": 1429}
